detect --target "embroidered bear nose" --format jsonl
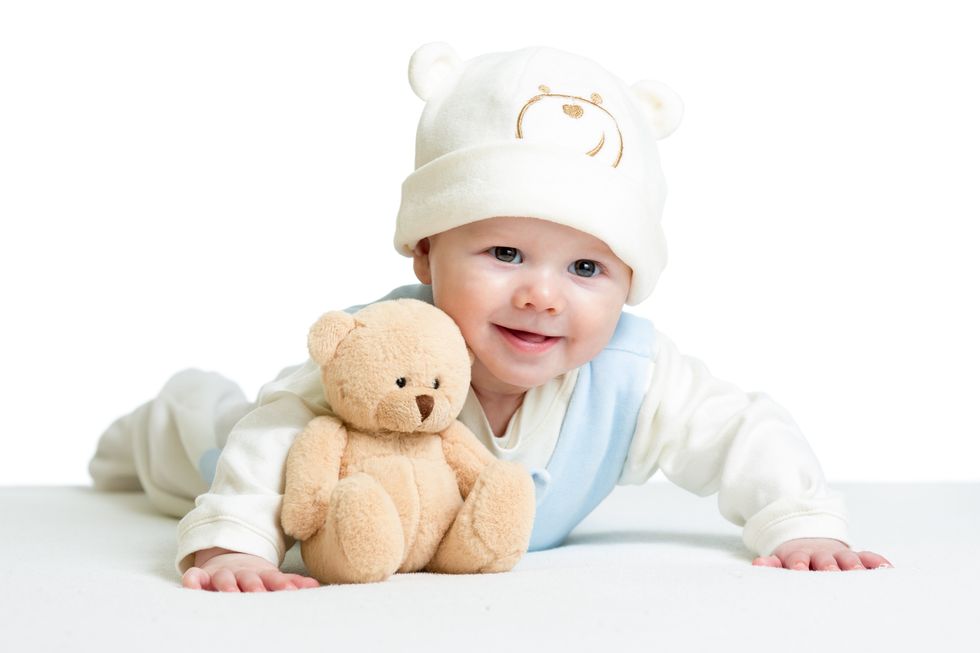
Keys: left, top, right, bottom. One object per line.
{"left": 416, "top": 394, "right": 434, "bottom": 421}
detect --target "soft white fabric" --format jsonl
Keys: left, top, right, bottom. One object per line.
{"left": 3, "top": 484, "right": 973, "bottom": 653}
{"left": 394, "top": 42, "right": 683, "bottom": 305}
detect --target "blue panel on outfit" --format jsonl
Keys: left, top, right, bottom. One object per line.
{"left": 198, "top": 447, "right": 221, "bottom": 487}
{"left": 528, "top": 309, "right": 655, "bottom": 551}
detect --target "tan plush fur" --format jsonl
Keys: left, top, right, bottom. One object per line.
{"left": 280, "top": 299, "right": 535, "bottom": 584}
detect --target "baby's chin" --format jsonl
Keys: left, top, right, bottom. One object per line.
{"left": 472, "top": 358, "right": 574, "bottom": 395}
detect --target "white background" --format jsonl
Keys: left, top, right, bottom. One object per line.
{"left": 2, "top": 0, "right": 977, "bottom": 485}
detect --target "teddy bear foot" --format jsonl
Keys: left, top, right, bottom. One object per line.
{"left": 300, "top": 473, "right": 405, "bottom": 584}
{"left": 426, "top": 460, "right": 535, "bottom": 574}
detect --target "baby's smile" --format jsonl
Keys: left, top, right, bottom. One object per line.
{"left": 493, "top": 324, "right": 562, "bottom": 353}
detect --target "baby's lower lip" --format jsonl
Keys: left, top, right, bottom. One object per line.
{"left": 494, "top": 325, "right": 561, "bottom": 353}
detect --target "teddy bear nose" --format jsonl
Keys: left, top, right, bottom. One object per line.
{"left": 415, "top": 394, "right": 434, "bottom": 421}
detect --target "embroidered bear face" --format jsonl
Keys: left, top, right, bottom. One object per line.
{"left": 516, "top": 85, "right": 624, "bottom": 168}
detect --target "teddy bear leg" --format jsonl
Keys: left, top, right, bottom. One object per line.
{"left": 426, "top": 460, "right": 535, "bottom": 574}
{"left": 300, "top": 473, "right": 405, "bottom": 584}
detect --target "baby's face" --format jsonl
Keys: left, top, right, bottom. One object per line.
{"left": 412, "top": 216, "right": 631, "bottom": 395}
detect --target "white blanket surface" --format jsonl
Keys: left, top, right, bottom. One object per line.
{"left": 2, "top": 482, "right": 976, "bottom": 652}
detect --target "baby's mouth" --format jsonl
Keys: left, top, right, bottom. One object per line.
{"left": 496, "top": 325, "right": 558, "bottom": 343}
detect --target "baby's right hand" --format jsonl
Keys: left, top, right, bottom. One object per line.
{"left": 181, "top": 547, "right": 320, "bottom": 592}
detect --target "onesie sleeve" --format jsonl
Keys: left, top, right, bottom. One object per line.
{"left": 618, "top": 329, "right": 849, "bottom": 557}
{"left": 174, "top": 358, "right": 329, "bottom": 574}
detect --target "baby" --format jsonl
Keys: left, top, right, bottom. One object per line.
{"left": 89, "top": 42, "right": 891, "bottom": 592}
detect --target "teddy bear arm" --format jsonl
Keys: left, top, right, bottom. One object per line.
{"left": 440, "top": 419, "right": 497, "bottom": 499}
{"left": 281, "top": 415, "right": 348, "bottom": 541}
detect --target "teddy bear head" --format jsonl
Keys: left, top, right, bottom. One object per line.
{"left": 307, "top": 299, "right": 473, "bottom": 434}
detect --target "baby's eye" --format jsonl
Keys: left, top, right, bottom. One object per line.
{"left": 569, "top": 259, "right": 601, "bottom": 278}
{"left": 489, "top": 246, "right": 523, "bottom": 264}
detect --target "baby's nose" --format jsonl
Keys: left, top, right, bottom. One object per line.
{"left": 416, "top": 394, "right": 434, "bottom": 421}
{"left": 514, "top": 275, "right": 564, "bottom": 315}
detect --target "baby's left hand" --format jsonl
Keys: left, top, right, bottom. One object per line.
{"left": 752, "top": 538, "right": 892, "bottom": 571}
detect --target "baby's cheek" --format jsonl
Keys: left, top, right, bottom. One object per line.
{"left": 571, "top": 321, "right": 617, "bottom": 364}
{"left": 429, "top": 285, "right": 471, "bottom": 320}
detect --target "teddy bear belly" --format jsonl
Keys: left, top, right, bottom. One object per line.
{"left": 348, "top": 456, "right": 463, "bottom": 571}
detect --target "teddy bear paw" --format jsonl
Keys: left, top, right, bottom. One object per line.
{"left": 301, "top": 473, "right": 405, "bottom": 584}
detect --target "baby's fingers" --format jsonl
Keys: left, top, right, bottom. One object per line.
{"left": 285, "top": 573, "right": 321, "bottom": 589}
{"left": 857, "top": 551, "right": 893, "bottom": 569}
{"left": 256, "top": 570, "right": 303, "bottom": 591}
{"left": 781, "top": 550, "right": 811, "bottom": 571}
{"left": 254, "top": 571, "right": 320, "bottom": 591}
{"left": 211, "top": 568, "right": 241, "bottom": 592}
{"left": 237, "top": 571, "right": 268, "bottom": 592}
{"left": 181, "top": 567, "right": 213, "bottom": 591}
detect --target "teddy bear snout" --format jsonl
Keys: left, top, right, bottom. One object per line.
{"left": 416, "top": 394, "right": 434, "bottom": 421}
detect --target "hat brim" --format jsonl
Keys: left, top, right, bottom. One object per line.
{"left": 394, "top": 139, "right": 666, "bottom": 305}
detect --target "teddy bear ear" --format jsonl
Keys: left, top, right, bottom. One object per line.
{"left": 408, "top": 41, "right": 462, "bottom": 101}
{"left": 466, "top": 346, "right": 475, "bottom": 366}
{"left": 630, "top": 79, "right": 684, "bottom": 140}
{"left": 307, "top": 311, "right": 358, "bottom": 366}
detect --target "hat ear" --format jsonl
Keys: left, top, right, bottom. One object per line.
{"left": 308, "top": 311, "right": 358, "bottom": 366}
{"left": 630, "top": 80, "right": 683, "bottom": 140}
{"left": 408, "top": 42, "right": 463, "bottom": 101}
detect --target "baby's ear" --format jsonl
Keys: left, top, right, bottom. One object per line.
{"left": 408, "top": 42, "right": 462, "bottom": 101}
{"left": 630, "top": 80, "right": 683, "bottom": 140}
{"left": 412, "top": 238, "right": 433, "bottom": 284}
{"left": 308, "top": 311, "right": 358, "bottom": 366}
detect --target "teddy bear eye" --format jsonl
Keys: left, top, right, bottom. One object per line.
{"left": 396, "top": 377, "right": 407, "bottom": 388}
{"left": 433, "top": 379, "right": 440, "bottom": 390}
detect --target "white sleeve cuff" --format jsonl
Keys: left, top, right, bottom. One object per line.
{"left": 742, "top": 492, "right": 850, "bottom": 556}
{"left": 175, "top": 515, "right": 292, "bottom": 574}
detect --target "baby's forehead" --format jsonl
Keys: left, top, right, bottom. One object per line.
{"left": 441, "top": 216, "right": 614, "bottom": 251}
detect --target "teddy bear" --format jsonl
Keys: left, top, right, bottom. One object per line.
{"left": 280, "top": 298, "right": 536, "bottom": 584}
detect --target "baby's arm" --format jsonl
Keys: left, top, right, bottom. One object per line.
{"left": 177, "top": 359, "right": 330, "bottom": 591}
{"left": 621, "top": 330, "right": 892, "bottom": 571}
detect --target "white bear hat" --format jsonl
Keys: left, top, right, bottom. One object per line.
{"left": 393, "top": 42, "right": 683, "bottom": 305}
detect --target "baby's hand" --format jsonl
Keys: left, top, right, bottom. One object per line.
{"left": 181, "top": 547, "right": 321, "bottom": 592}
{"left": 752, "top": 537, "right": 892, "bottom": 571}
